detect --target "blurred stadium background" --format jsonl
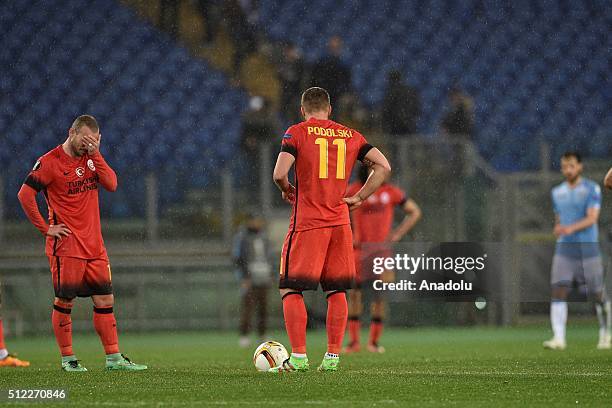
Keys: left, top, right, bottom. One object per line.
{"left": 0, "top": 0, "right": 610, "bottom": 337}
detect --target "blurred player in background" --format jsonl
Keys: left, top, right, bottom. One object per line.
{"left": 544, "top": 152, "right": 610, "bottom": 350}
{"left": 17, "top": 115, "right": 147, "bottom": 371}
{"left": 232, "top": 213, "right": 273, "bottom": 347}
{"left": 272, "top": 87, "right": 391, "bottom": 372}
{"left": 604, "top": 167, "right": 612, "bottom": 189}
{"left": 0, "top": 287, "right": 30, "bottom": 367}
{"left": 345, "top": 164, "right": 421, "bottom": 354}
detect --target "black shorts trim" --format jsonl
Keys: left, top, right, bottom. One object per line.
{"left": 93, "top": 306, "right": 114, "bottom": 314}
{"left": 54, "top": 283, "right": 113, "bottom": 299}
{"left": 53, "top": 304, "right": 72, "bottom": 314}
{"left": 279, "top": 278, "right": 319, "bottom": 291}
{"left": 281, "top": 291, "right": 303, "bottom": 301}
{"left": 326, "top": 290, "right": 346, "bottom": 298}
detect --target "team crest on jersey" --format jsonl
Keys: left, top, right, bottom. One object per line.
{"left": 87, "top": 159, "right": 95, "bottom": 171}
{"left": 381, "top": 192, "right": 391, "bottom": 204}
{"left": 76, "top": 167, "right": 85, "bottom": 177}
{"left": 32, "top": 160, "right": 41, "bottom": 171}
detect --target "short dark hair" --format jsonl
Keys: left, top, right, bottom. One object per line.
{"left": 561, "top": 151, "right": 581, "bottom": 163}
{"left": 71, "top": 115, "right": 99, "bottom": 132}
{"left": 301, "top": 87, "right": 330, "bottom": 113}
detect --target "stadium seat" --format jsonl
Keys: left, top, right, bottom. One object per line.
{"left": 256, "top": 0, "right": 610, "bottom": 170}
{"left": 0, "top": 0, "right": 247, "bottom": 219}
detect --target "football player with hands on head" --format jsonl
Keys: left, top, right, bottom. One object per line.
{"left": 17, "top": 115, "right": 147, "bottom": 371}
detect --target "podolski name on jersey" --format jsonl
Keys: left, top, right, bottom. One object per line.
{"left": 307, "top": 126, "right": 353, "bottom": 138}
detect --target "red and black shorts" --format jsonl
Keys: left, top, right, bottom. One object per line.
{"left": 48, "top": 256, "right": 113, "bottom": 299}
{"left": 279, "top": 224, "right": 355, "bottom": 291}
{"left": 354, "top": 243, "right": 393, "bottom": 288}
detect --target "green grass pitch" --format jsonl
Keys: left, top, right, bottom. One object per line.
{"left": 0, "top": 325, "right": 609, "bottom": 407}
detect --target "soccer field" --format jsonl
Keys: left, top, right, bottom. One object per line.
{"left": 0, "top": 326, "right": 609, "bottom": 407}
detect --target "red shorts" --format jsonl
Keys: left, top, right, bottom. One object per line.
{"left": 354, "top": 243, "right": 393, "bottom": 287}
{"left": 279, "top": 224, "right": 355, "bottom": 291}
{"left": 48, "top": 256, "right": 113, "bottom": 299}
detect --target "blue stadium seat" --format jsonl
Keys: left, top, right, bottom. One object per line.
{"left": 0, "top": 0, "right": 248, "bottom": 219}
{"left": 257, "top": 0, "right": 610, "bottom": 170}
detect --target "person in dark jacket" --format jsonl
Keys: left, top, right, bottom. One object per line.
{"left": 440, "top": 87, "right": 474, "bottom": 140}
{"left": 278, "top": 42, "right": 307, "bottom": 124}
{"left": 232, "top": 214, "right": 273, "bottom": 347}
{"left": 381, "top": 70, "right": 421, "bottom": 136}
{"left": 309, "top": 36, "right": 352, "bottom": 106}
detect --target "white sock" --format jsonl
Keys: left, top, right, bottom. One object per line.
{"left": 606, "top": 301, "right": 612, "bottom": 335}
{"left": 551, "top": 301, "right": 567, "bottom": 342}
{"left": 0, "top": 348, "right": 8, "bottom": 360}
{"left": 595, "top": 303, "right": 605, "bottom": 333}
{"left": 595, "top": 300, "right": 611, "bottom": 336}
{"left": 291, "top": 353, "right": 306, "bottom": 359}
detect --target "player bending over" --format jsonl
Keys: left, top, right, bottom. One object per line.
{"left": 543, "top": 152, "right": 610, "bottom": 350}
{"left": 271, "top": 87, "right": 390, "bottom": 372}
{"left": 345, "top": 165, "right": 421, "bottom": 354}
{"left": 0, "top": 287, "right": 30, "bottom": 367}
{"left": 17, "top": 115, "right": 147, "bottom": 371}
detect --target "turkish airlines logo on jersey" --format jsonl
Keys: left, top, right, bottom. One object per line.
{"left": 87, "top": 159, "right": 95, "bottom": 172}
{"left": 76, "top": 167, "right": 85, "bottom": 177}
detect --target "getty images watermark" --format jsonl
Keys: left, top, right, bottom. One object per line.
{"left": 359, "top": 242, "right": 497, "bottom": 301}
{"left": 372, "top": 252, "right": 487, "bottom": 291}
{"left": 364, "top": 242, "right": 612, "bottom": 302}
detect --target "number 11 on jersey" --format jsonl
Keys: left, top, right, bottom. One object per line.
{"left": 315, "top": 138, "right": 346, "bottom": 179}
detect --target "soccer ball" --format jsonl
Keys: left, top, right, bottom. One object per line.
{"left": 253, "top": 341, "right": 289, "bottom": 371}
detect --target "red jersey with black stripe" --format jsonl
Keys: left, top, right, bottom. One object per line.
{"left": 348, "top": 182, "right": 407, "bottom": 243}
{"left": 281, "top": 117, "right": 373, "bottom": 231}
{"left": 22, "top": 145, "right": 117, "bottom": 259}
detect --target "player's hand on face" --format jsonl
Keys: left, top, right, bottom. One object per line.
{"left": 47, "top": 224, "right": 72, "bottom": 240}
{"left": 83, "top": 133, "right": 101, "bottom": 155}
{"left": 343, "top": 195, "right": 363, "bottom": 211}
{"left": 282, "top": 184, "right": 296, "bottom": 204}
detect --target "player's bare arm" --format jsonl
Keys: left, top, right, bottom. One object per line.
{"left": 389, "top": 199, "right": 422, "bottom": 242}
{"left": 343, "top": 148, "right": 391, "bottom": 211}
{"left": 605, "top": 167, "right": 612, "bottom": 190}
{"left": 17, "top": 184, "right": 72, "bottom": 239}
{"left": 273, "top": 151, "right": 296, "bottom": 204}
{"left": 562, "top": 207, "right": 600, "bottom": 236}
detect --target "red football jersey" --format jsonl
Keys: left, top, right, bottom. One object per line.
{"left": 21, "top": 145, "right": 117, "bottom": 259}
{"left": 348, "top": 182, "right": 406, "bottom": 243}
{"left": 281, "top": 117, "right": 372, "bottom": 231}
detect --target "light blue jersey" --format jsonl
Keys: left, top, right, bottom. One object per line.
{"left": 552, "top": 177, "right": 602, "bottom": 259}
